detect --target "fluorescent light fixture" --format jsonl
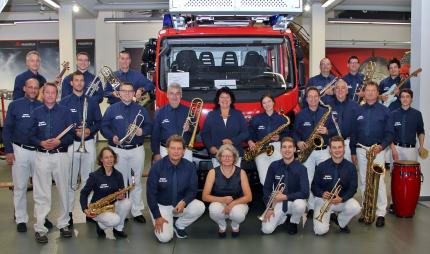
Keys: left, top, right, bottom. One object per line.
{"left": 104, "top": 17, "right": 162, "bottom": 23}
{"left": 0, "top": 21, "right": 15, "bottom": 26}
{"left": 14, "top": 19, "right": 59, "bottom": 24}
{"left": 321, "top": 0, "right": 335, "bottom": 8}
{"left": 73, "top": 4, "right": 80, "bottom": 13}
{"left": 328, "top": 18, "right": 410, "bottom": 25}
{"left": 43, "top": 0, "right": 60, "bottom": 9}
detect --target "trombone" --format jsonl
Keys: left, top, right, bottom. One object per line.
{"left": 71, "top": 97, "right": 89, "bottom": 191}
{"left": 315, "top": 178, "right": 342, "bottom": 222}
{"left": 258, "top": 175, "right": 285, "bottom": 221}
{"left": 119, "top": 110, "right": 145, "bottom": 145}
{"left": 85, "top": 75, "right": 102, "bottom": 97}
{"left": 182, "top": 98, "right": 203, "bottom": 149}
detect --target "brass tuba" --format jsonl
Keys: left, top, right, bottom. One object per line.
{"left": 357, "top": 143, "right": 385, "bottom": 224}
{"left": 243, "top": 113, "right": 291, "bottom": 161}
{"left": 297, "top": 103, "right": 332, "bottom": 163}
{"left": 183, "top": 98, "right": 203, "bottom": 149}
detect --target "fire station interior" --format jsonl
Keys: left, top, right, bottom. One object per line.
{"left": 0, "top": 0, "right": 429, "bottom": 253}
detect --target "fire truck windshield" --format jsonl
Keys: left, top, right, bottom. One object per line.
{"left": 159, "top": 37, "right": 295, "bottom": 102}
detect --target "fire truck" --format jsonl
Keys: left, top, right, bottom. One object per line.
{"left": 148, "top": 0, "right": 305, "bottom": 186}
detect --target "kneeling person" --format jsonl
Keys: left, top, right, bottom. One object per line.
{"left": 80, "top": 147, "right": 131, "bottom": 239}
{"left": 147, "top": 135, "right": 205, "bottom": 243}
{"left": 312, "top": 136, "right": 361, "bottom": 235}
{"left": 261, "top": 137, "right": 309, "bottom": 235}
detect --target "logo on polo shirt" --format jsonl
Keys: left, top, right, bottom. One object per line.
{"left": 357, "top": 115, "right": 364, "bottom": 120}
{"left": 162, "top": 119, "right": 170, "bottom": 124}
{"left": 99, "top": 183, "right": 109, "bottom": 189}
{"left": 333, "top": 111, "right": 338, "bottom": 115}
{"left": 115, "top": 115, "right": 124, "bottom": 120}
{"left": 38, "top": 121, "right": 46, "bottom": 127}
{"left": 394, "top": 121, "right": 402, "bottom": 126}
{"left": 70, "top": 108, "right": 77, "bottom": 113}
{"left": 159, "top": 178, "right": 167, "bottom": 183}
{"left": 21, "top": 113, "right": 30, "bottom": 118}
{"left": 275, "top": 175, "right": 282, "bottom": 180}
{"left": 303, "top": 122, "right": 311, "bottom": 127}
{"left": 258, "top": 125, "right": 265, "bottom": 130}
{"left": 323, "top": 175, "right": 333, "bottom": 180}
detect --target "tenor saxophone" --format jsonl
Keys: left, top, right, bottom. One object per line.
{"left": 243, "top": 114, "right": 291, "bottom": 161}
{"left": 297, "top": 103, "right": 332, "bottom": 163}
{"left": 358, "top": 143, "right": 385, "bottom": 224}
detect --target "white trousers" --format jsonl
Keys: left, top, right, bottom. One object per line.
{"left": 160, "top": 145, "right": 193, "bottom": 162}
{"left": 110, "top": 145, "right": 145, "bottom": 217}
{"left": 344, "top": 138, "right": 352, "bottom": 162}
{"left": 313, "top": 197, "right": 361, "bottom": 235}
{"left": 208, "top": 202, "right": 249, "bottom": 231}
{"left": 95, "top": 199, "right": 132, "bottom": 231}
{"left": 212, "top": 157, "right": 242, "bottom": 169}
{"left": 33, "top": 152, "right": 70, "bottom": 233}
{"left": 67, "top": 139, "right": 96, "bottom": 212}
{"left": 303, "top": 149, "right": 330, "bottom": 210}
{"left": 394, "top": 145, "right": 419, "bottom": 161}
{"left": 12, "top": 144, "right": 36, "bottom": 224}
{"left": 150, "top": 199, "right": 205, "bottom": 243}
{"left": 357, "top": 147, "right": 387, "bottom": 217}
{"left": 255, "top": 142, "right": 282, "bottom": 185}
{"left": 261, "top": 199, "right": 307, "bottom": 234}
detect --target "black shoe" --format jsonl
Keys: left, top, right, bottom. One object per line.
{"left": 339, "top": 225, "right": 351, "bottom": 234}
{"left": 96, "top": 223, "right": 106, "bottom": 238}
{"left": 44, "top": 218, "right": 53, "bottom": 229}
{"left": 173, "top": 223, "right": 188, "bottom": 239}
{"left": 307, "top": 209, "right": 314, "bottom": 219}
{"left": 287, "top": 223, "right": 298, "bottom": 235}
{"left": 60, "top": 226, "right": 73, "bottom": 238}
{"left": 358, "top": 217, "right": 364, "bottom": 223}
{"left": 286, "top": 215, "right": 291, "bottom": 224}
{"left": 17, "top": 223, "right": 27, "bottom": 233}
{"left": 35, "top": 232, "right": 48, "bottom": 244}
{"left": 218, "top": 231, "right": 226, "bottom": 238}
{"left": 231, "top": 230, "right": 240, "bottom": 238}
{"left": 388, "top": 204, "right": 395, "bottom": 214}
{"left": 68, "top": 212, "right": 74, "bottom": 228}
{"left": 86, "top": 217, "right": 96, "bottom": 224}
{"left": 133, "top": 215, "right": 146, "bottom": 223}
{"left": 375, "top": 216, "right": 385, "bottom": 227}
{"left": 113, "top": 229, "right": 128, "bottom": 238}
{"left": 330, "top": 213, "right": 339, "bottom": 226}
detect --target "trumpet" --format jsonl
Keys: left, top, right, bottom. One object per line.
{"left": 100, "top": 65, "right": 121, "bottom": 91}
{"left": 76, "top": 97, "right": 88, "bottom": 153}
{"left": 258, "top": 175, "right": 285, "bottom": 221}
{"left": 183, "top": 98, "right": 203, "bottom": 149}
{"left": 315, "top": 178, "right": 342, "bottom": 222}
{"left": 119, "top": 110, "right": 145, "bottom": 145}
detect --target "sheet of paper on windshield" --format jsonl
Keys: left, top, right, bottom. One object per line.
{"left": 214, "top": 80, "right": 237, "bottom": 89}
{"left": 168, "top": 72, "right": 189, "bottom": 88}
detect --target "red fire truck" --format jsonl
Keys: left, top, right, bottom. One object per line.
{"left": 150, "top": 1, "right": 305, "bottom": 185}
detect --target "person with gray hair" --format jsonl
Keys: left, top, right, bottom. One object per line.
{"left": 151, "top": 83, "right": 193, "bottom": 162}
{"left": 202, "top": 144, "right": 252, "bottom": 238}
{"left": 13, "top": 50, "right": 47, "bottom": 100}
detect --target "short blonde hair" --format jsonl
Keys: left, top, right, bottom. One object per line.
{"left": 216, "top": 144, "right": 239, "bottom": 164}
{"left": 26, "top": 50, "right": 40, "bottom": 60}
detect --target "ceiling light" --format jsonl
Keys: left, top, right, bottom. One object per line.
{"left": 73, "top": 4, "right": 80, "bottom": 13}
{"left": 0, "top": 21, "right": 15, "bottom": 26}
{"left": 321, "top": 0, "right": 335, "bottom": 8}
{"left": 43, "top": 0, "right": 60, "bottom": 9}
{"left": 328, "top": 18, "right": 410, "bottom": 25}
{"left": 304, "top": 3, "right": 311, "bottom": 12}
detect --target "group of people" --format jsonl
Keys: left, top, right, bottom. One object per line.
{"left": 2, "top": 49, "right": 426, "bottom": 244}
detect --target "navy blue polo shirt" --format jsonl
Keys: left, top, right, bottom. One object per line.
{"left": 342, "top": 72, "right": 364, "bottom": 101}
{"left": 392, "top": 107, "right": 425, "bottom": 145}
{"left": 248, "top": 112, "right": 291, "bottom": 142}
{"left": 13, "top": 70, "right": 46, "bottom": 100}
{"left": 324, "top": 97, "right": 360, "bottom": 139}
{"left": 61, "top": 71, "right": 104, "bottom": 104}
{"left": 379, "top": 75, "right": 411, "bottom": 111}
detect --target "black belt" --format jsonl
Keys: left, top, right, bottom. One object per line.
{"left": 114, "top": 144, "right": 143, "bottom": 150}
{"left": 37, "top": 147, "right": 68, "bottom": 154}
{"left": 357, "top": 143, "right": 381, "bottom": 148}
{"left": 395, "top": 143, "right": 415, "bottom": 148}
{"left": 13, "top": 142, "right": 36, "bottom": 151}
{"left": 314, "top": 145, "right": 328, "bottom": 150}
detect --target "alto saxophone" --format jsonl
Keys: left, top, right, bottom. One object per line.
{"left": 243, "top": 113, "right": 291, "bottom": 161}
{"left": 88, "top": 183, "right": 135, "bottom": 216}
{"left": 358, "top": 143, "right": 385, "bottom": 224}
{"left": 297, "top": 103, "right": 332, "bottom": 163}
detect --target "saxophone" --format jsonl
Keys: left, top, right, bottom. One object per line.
{"left": 358, "top": 143, "right": 385, "bottom": 224}
{"left": 297, "top": 103, "right": 332, "bottom": 163}
{"left": 243, "top": 114, "right": 291, "bottom": 161}
{"left": 88, "top": 183, "right": 135, "bottom": 216}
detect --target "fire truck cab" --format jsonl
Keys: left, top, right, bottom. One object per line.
{"left": 152, "top": 0, "right": 304, "bottom": 186}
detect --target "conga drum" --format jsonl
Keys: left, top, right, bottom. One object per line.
{"left": 391, "top": 160, "right": 422, "bottom": 217}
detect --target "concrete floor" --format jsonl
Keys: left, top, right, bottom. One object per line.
{"left": 0, "top": 142, "right": 429, "bottom": 254}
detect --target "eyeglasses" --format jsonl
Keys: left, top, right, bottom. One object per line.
{"left": 119, "top": 90, "right": 134, "bottom": 93}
